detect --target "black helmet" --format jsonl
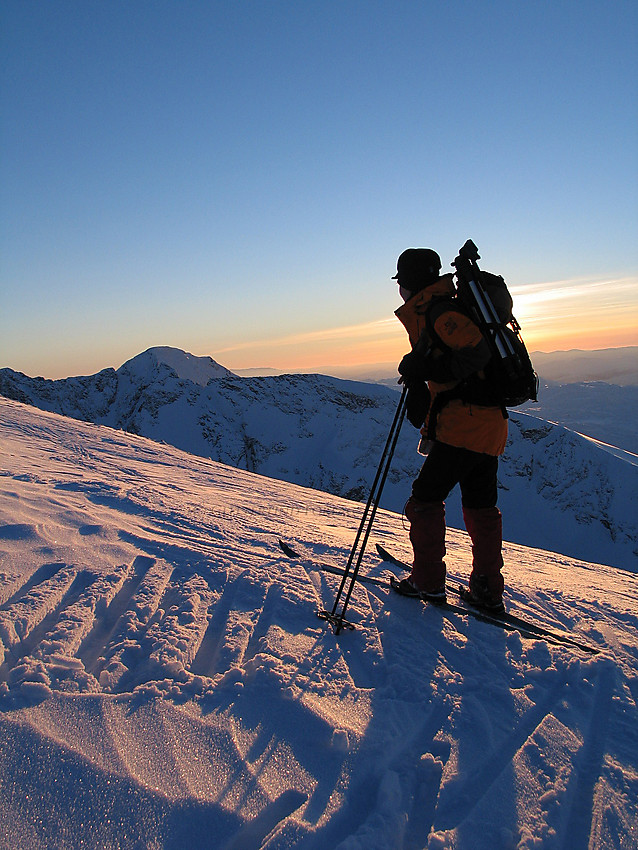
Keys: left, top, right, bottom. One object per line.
{"left": 392, "top": 248, "right": 442, "bottom": 291}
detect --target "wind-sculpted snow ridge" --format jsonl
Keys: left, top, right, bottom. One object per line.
{"left": 0, "top": 397, "right": 637, "bottom": 850}
{"left": 1, "top": 347, "right": 637, "bottom": 570}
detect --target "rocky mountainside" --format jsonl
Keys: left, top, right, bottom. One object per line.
{"left": 1, "top": 346, "right": 636, "bottom": 569}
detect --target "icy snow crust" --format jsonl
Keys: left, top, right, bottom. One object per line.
{"left": 0, "top": 398, "right": 636, "bottom": 850}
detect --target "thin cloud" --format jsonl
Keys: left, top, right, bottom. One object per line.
{"left": 215, "top": 274, "right": 638, "bottom": 369}
{"left": 511, "top": 275, "right": 636, "bottom": 301}
{"left": 215, "top": 317, "right": 399, "bottom": 356}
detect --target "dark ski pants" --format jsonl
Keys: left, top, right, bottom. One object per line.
{"left": 411, "top": 441, "right": 498, "bottom": 508}
{"left": 408, "top": 441, "right": 504, "bottom": 597}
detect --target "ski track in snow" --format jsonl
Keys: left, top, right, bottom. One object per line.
{"left": 0, "top": 397, "right": 637, "bottom": 850}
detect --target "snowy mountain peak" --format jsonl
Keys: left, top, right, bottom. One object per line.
{"left": 120, "top": 346, "right": 236, "bottom": 386}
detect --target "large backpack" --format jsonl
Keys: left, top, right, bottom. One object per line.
{"left": 436, "top": 240, "right": 538, "bottom": 413}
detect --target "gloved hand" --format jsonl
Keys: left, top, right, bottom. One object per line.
{"left": 405, "top": 381, "right": 431, "bottom": 428}
{"left": 398, "top": 350, "right": 428, "bottom": 387}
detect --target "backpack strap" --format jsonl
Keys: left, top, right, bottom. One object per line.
{"left": 425, "top": 387, "right": 461, "bottom": 440}
{"left": 424, "top": 296, "right": 509, "bottom": 430}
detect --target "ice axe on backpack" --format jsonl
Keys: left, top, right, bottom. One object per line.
{"left": 454, "top": 240, "right": 517, "bottom": 364}
{"left": 453, "top": 240, "right": 538, "bottom": 406}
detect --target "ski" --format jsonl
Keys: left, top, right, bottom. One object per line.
{"left": 279, "top": 540, "right": 389, "bottom": 588}
{"left": 376, "top": 544, "right": 600, "bottom": 655}
{"left": 280, "top": 539, "right": 500, "bottom": 633}
{"left": 280, "top": 540, "right": 598, "bottom": 651}
{"left": 385, "top": 574, "right": 563, "bottom": 642}
{"left": 279, "top": 539, "right": 392, "bottom": 631}
{"left": 281, "top": 539, "right": 575, "bottom": 645}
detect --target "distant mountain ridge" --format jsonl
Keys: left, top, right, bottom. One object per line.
{"left": 530, "top": 346, "right": 637, "bottom": 386}
{"left": 1, "top": 346, "right": 636, "bottom": 570}
{"left": 232, "top": 346, "right": 638, "bottom": 387}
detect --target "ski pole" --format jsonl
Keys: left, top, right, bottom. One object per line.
{"left": 326, "top": 387, "right": 407, "bottom": 617}
{"left": 318, "top": 385, "right": 408, "bottom": 634}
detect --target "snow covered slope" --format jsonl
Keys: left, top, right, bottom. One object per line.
{"left": 0, "top": 398, "right": 636, "bottom": 849}
{"left": 1, "top": 348, "right": 636, "bottom": 571}
{"left": 519, "top": 380, "right": 638, "bottom": 455}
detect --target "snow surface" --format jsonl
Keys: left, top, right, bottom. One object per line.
{"left": 518, "top": 381, "right": 638, "bottom": 456}
{"left": 1, "top": 397, "right": 637, "bottom": 850}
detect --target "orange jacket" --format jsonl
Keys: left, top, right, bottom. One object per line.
{"left": 395, "top": 274, "right": 508, "bottom": 456}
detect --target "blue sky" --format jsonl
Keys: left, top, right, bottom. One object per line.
{"left": 2, "top": 0, "right": 637, "bottom": 379}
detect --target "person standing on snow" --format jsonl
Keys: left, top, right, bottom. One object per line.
{"left": 390, "top": 247, "right": 508, "bottom": 613}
